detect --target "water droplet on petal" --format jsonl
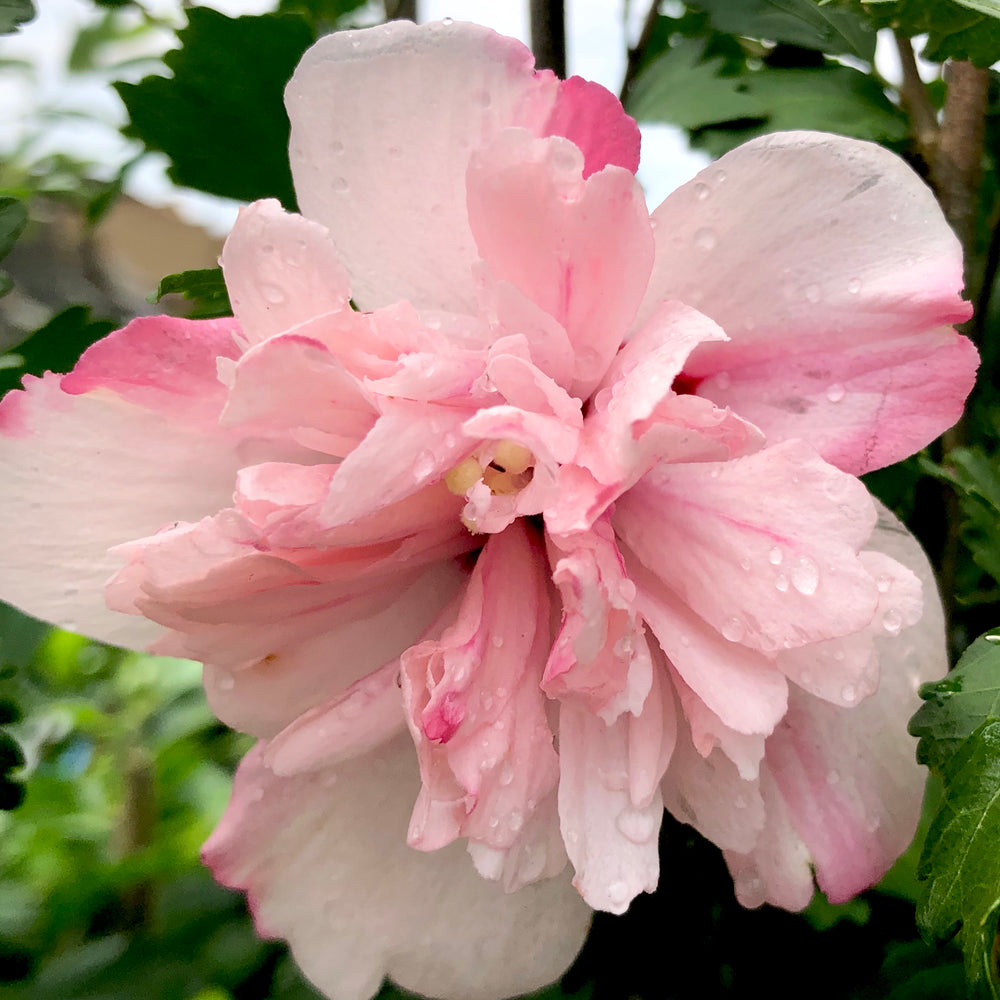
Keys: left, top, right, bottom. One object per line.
{"left": 847, "top": 277, "right": 862, "bottom": 294}
{"left": 616, "top": 807, "right": 658, "bottom": 844}
{"left": 825, "top": 383, "right": 846, "bottom": 403}
{"left": 442, "top": 15, "right": 454, "bottom": 25}
{"left": 827, "top": 770, "right": 841, "bottom": 785}
{"left": 491, "top": 635, "right": 504, "bottom": 649}
{"left": 694, "top": 227, "right": 717, "bottom": 252}
{"left": 739, "top": 557, "right": 751, "bottom": 572}
{"left": 331, "top": 176, "right": 350, "bottom": 193}
{"left": 768, "top": 546, "right": 783, "bottom": 566}
{"left": 330, "top": 140, "right": 345, "bottom": 155}
{"left": 694, "top": 182, "right": 710, "bottom": 201}
{"left": 790, "top": 556, "right": 819, "bottom": 596}
{"left": 715, "top": 168, "right": 727, "bottom": 183}
{"left": 217, "top": 673, "right": 235, "bottom": 691}
{"left": 876, "top": 574, "right": 892, "bottom": 594}
{"left": 715, "top": 370, "right": 731, "bottom": 390}
{"left": 804, "top": 283, "right": 821, "bottom": 303}
{"left": 498, "top": 762, "right": 514, "bottom": 786}
{"left": 775, "top": 574, "right": 789, "bottom": 592}
{"left": 607, "top": 880, "right": 630, "bottom": 907}
{"left": 722, "top": 617, "right": 745, "bottom": 642}
{"left": 413, "top": 450, "right": 436, "bottom": 479}
{"left": 734, "top": 868, "right": 765, "bottom": 906}
{"left": 841, "top": 684, "right": 857, "bottom": 703}
{"left": 882, "top": 608, "right": 903, "bottom": 635}
{"left": 509, "top": 811, "right": 524, "bottom": 832}
{"left": 680, "top": 634, "right": 691, "bottom": 647}
{"left": 261, "top": 284, "right": 285, "bottom": 305}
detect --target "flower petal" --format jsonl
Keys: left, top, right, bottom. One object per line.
{"left": 466, "top": 129, "right": 653, "bottom": 398}
{"left": 220, "top": 199, "right": 352, "bottom": 346}
{"left": 764, "top": 504, "right": 945, "bottom": 903}
{"left": 204, "top": 735, "right": 592, "bottom": 1000}
{"left": 0, "top": 317, "right": 243, "bottom": 647}
{"left": 615, "top": 440, "right": 879, "bottom": 653}
{"left": 641, "top": 130, "right": 975, "bottom": 474}
{"left": 286, "top": 20, "right": 559, "bottom": 313}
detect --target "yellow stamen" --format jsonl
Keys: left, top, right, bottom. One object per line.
{"left": 445, "top": 456, "right": 483, "bottom": 496}
{"left": 491, "top": 439, "right": 533, "bottom": 475}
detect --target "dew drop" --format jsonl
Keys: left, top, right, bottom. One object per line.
{"left": 330, "top": 140, "right": 345, "bottom": 155}
{"left": 876, "top": 574, "right": 892, "bottom": 594}
{"left": 442, "top": 15, "right": 454, "bottom": 25}
{"left": 804, "top": 283, "right": 821, "bottom": 303}
{"left": 709, "top": 467, "right": 720, "bottom": 479}
{"left": 491, "top": 635, "right": 504, "bottom": 649}
{"left": 774, "top": 574, "right": 789, "bottom": 592}
{"left": 498, "top": 762, "right": 514, "bottom": 786}
{"left": 387, "top": 145, "right": 402, "bottom": 159}
{"left": 827, "top": 769, "right": 841, "bottom": 785}
{"left": 833, "top": 649, "right": 845, "bottom": 663}
{"left": 882, "top": 608, "right": 903, "bottom": 635}
{"left": 217, "top": 673, "right": 235, "bottom": 691}
{"left": 250, "top": 786, "right": 264, "bottom": 802}
{"left": 825, "top": 383, "right": 846, "bottom": 403}
{"left": 261, "top": 284, "right": 285, "bottom": 305}
{"left": 350, "top": 37, "right": 361, "bottom": 48}
{"left": 722, "top": 617, "right": 745, "bottom": 642}
{"left": 331, "top": 176, "right": 350, "bottom": 193}
{"left": 693, "top": 182, "right": 710, "bottom": 201}
{"left": 768, "top": 546, "right": 783, "bottom": 566}
{"left": 841, "top": 684, "right": 857, "bottom": 704}
{"left": 489, "top": 816, "right": 499, "bottom": 829}
{"left": 680, "top": 634, "right": 691, "bottom": 647}
{"left": 715, "top": 168, "right": 727, "bottom": 183}
{"left": 413, "top": 450, "right": 436, "bottom": 479}
{"left": 715, "top": 370, "right": 731, "bottom": 390}
{"left": 739, "top": 557, "right": 751, "bottom": 572}
{"left": 607, "top": 881, "right": 630, "bottom": 907}
{"left": 847, "top": 277, "right": 862, "bottom": 294}
{"left": 694, "top": 227, "right": 717, "bottom": 252}
{"left": 734, "top": 794, "right": 747, "bottom": 809}
{"left": 790, "top": 556, "right": 819, "bottom": 596}
{"left": 734, "top": 868, "right": 765, "bottom": 906}
{"left": 509, "top": 811, "right": 524, "bottom": 832}
{"left": 616, "top": 807, "right": 657, "bottom": 845}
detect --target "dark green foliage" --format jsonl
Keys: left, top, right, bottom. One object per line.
{"left": 0, "top": 0, "right": 33, "bottom": 35}
{"left": 911, "top": 635, "right": 1000, "bottom": 994}
{"left": 0, "top": 307, "right": 115, "bottom": 397}
{"left": 277, "top": 0, "right": 369, "bottom": 33}
{"left": 859, "top": 0, "right": 1000, "bottom": 66}
{"left": 626, "top": 35, "right": 905, "bottom": 155}
{"left": 687, "top": 0, "right": 877, "bottom": 59}
{"left": 116, "top": 8, "right": 313, "bottom": 208}
{"left": 151, "top": 268, "right": 232, "bottom": 320}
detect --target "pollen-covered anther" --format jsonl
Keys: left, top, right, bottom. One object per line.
{"left": 444, "top": 456, "right": 484, "bottom": 496}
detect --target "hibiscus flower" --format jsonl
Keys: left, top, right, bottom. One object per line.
{"left": 0, "top": 18, "right": 978, "bottom": 1000}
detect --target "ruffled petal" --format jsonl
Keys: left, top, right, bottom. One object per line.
{"left": 763, "top": 504, "right": 945, "bottom": 903}
{"left": 640, "top": 131, "right": 975, "bottom": 474}
{"left": 615, "top": 440, "right": 879, "bottom": 653}
{"left": 203, "top": 735, "right": 591, "bottom": 1000}
{"left": 0, "top": 317, "right": 243, "bottom": 647}
{"left": 220, "top": 199, "right": 352, "bottom": 346}
{"left": 466, "top": 129, "right": 653, "bottom": 398}
{"left": 286, "top": 20, "right": 560, "bottom": 313}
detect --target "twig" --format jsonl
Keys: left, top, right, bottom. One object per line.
{"left": 893, "top": 32, "right": 939, "bottom": 166}
{"left": 620, "top": 0, "right": 660, "bottom": 104}
{"left": 530, "top": 0, "right": 566, "bottom": 78}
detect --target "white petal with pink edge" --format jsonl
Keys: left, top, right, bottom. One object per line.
{"left": 0, "top": 317, "right": 244, "bottom": 648}
{"left": 204, "top": 735, "right": 592, "bottom": 1000}
{"left": 639, "top": 130, "right": 976, "bottom": 474}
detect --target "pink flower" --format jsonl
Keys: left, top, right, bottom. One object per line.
{"left": 0, "top": 19, "right": 979, "bottom": 1000}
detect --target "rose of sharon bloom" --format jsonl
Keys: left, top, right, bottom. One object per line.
{"left": 0, "top": 18, "right": 980, "bottom": 1000}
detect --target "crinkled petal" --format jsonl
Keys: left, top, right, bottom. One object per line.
{"left": 203, "top": 735, "right": 591, "bottom": 1000}
{"left": 220, "top": 199, "right": 352, "bottom": 346}
{"left": 764, "top": 504, "right": 945, "bottom": 903}
{"left": 0, "top": 317, "right": 243, "bottom": 647}
{"left": 467, "top": 129, "right": 653, "bottom": 398}
{"left": 286, "top": 20, "right": 560, "bottom": 313}
{"left": 640, "top": 131, "right": 975, "bottom": 474}
{"left": 615, "top": 439, "right": 879, "bottom": 653}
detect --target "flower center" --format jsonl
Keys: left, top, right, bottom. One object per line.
{"left": 444, "top": 439, "right": 535, "bottom": 498}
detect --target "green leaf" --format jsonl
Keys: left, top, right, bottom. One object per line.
{"left": 0, "top": 0, "right": 34, "bottom": 34}
{"left": 277, "top": 0, "right": 368, "bottom": 32}
{"left": 917, "top": 719, "right": 1000, "bottom": 994}
{"left": 0, "top": 306, "right": 115, "bottom": 397}
{"left": 687, "top": 0, "right": 876, "bottom": 60}
{"left": 911, "top": 632, "right": 1000, "bottom": 775}
{"left": 627, "top": 37, "right": 905, "bottom": 151}
{"left": 858, "top": 0, "right": 1000, "bottom": 67}
{"left": 953, "top": 0, "right": 1000, "bottom": 18}
{"left": 150, "top": 267, "right": 232, "bottom": 320}
{"left": 116, "top": 7, "right": 313, "bottom": 207}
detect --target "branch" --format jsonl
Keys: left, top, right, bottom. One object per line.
{"left": 530, "top": 0, "right": 566, "bottom": 78}
{"left": 893, "top": 32, "right": 939, "bottom": 166}
{"left": 620, "top": 0, "right": 660, "bottom": 104}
